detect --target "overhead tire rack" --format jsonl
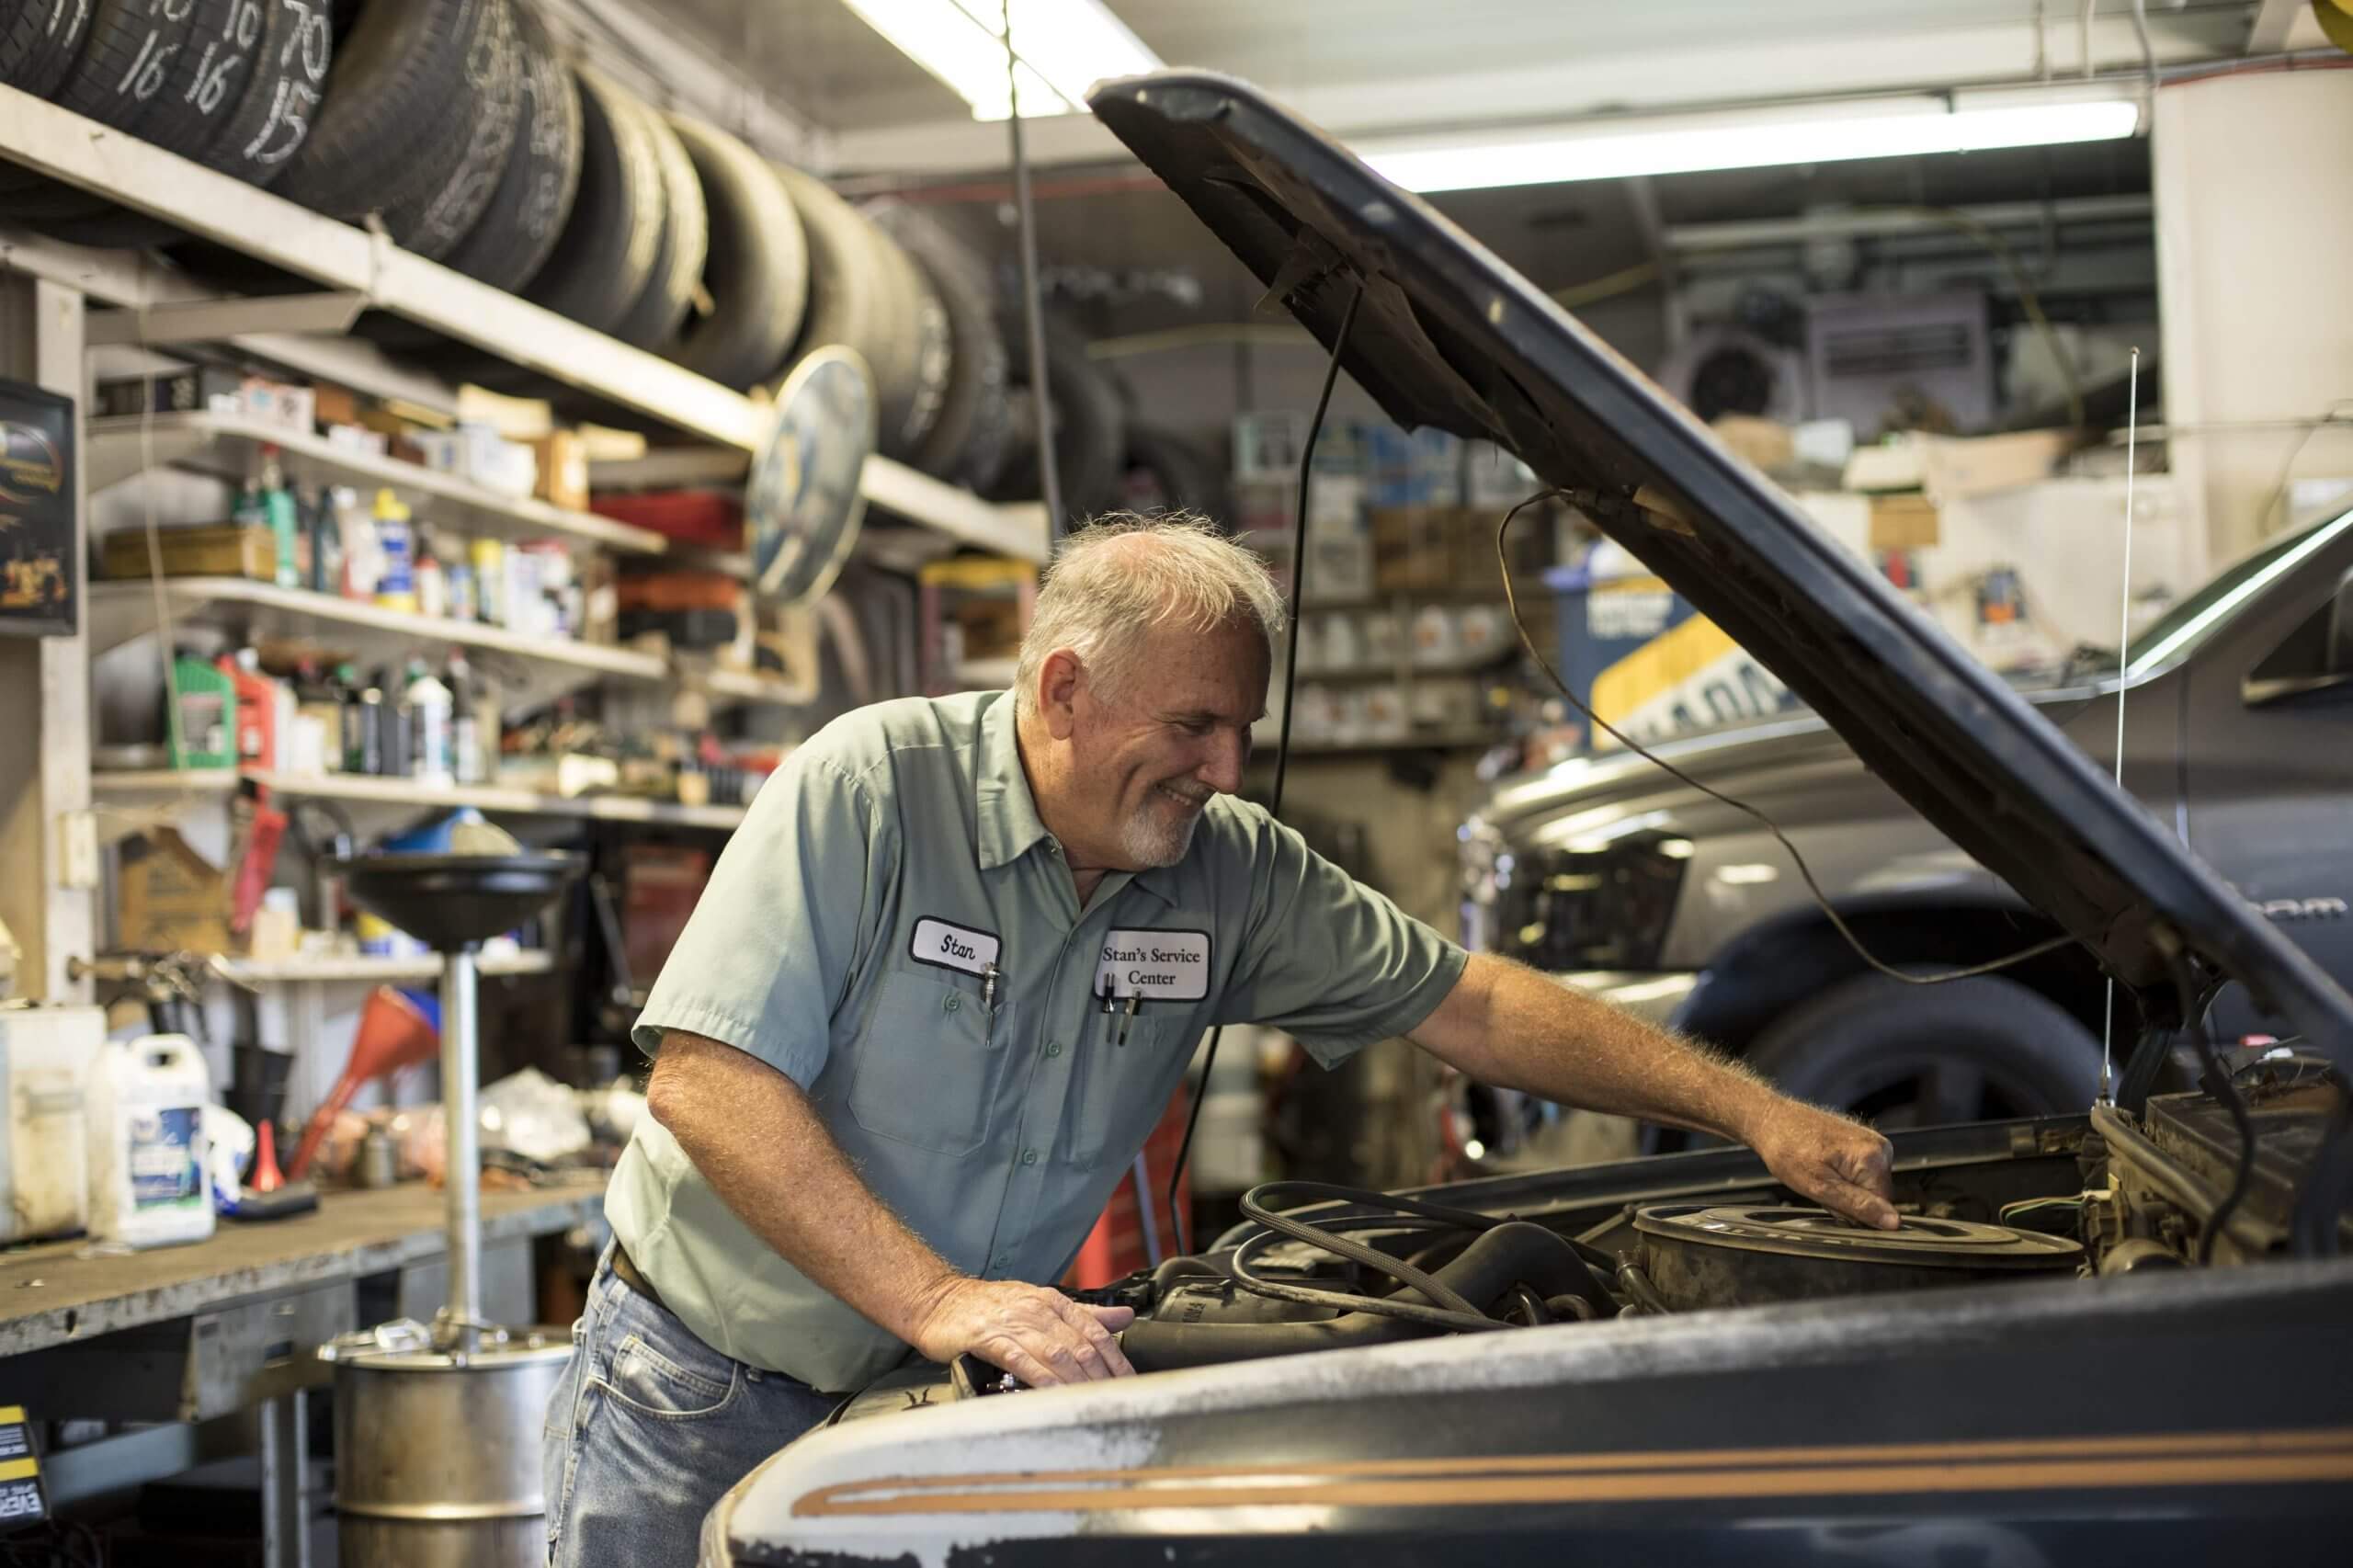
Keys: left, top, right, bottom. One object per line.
{"left": 0, "top": 80, "right": 1051, "bottom": 564}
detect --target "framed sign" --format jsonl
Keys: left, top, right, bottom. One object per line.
{"left": 0, "top": 378, "right": 76, "bottom": 639}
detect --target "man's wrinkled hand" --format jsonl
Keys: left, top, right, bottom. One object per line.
{"left": 1747, "top": 1098, "right": 1899, "bottom": 1230}
{"left": 907, "top": 1277, "right": 1136, "bottom": 1386}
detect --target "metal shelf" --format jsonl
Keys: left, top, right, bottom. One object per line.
{"left": 0, "top": 85, "right": 1050, "bottom": 562}
{"left": 85, "top": 578, "right": 669, "bottom": 715}
{"left": 85, "top": 412, "right": 669, "bottom": 555}
{"left": 90, "top": 767, "right": 749, "bottom": 831}
{"left": 219, "top": 950, "right": 554, "bottom": 983}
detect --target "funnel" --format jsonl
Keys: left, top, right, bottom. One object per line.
{"left": 342, "top": 853, "right": 584, "bottom": 952}
{"left": 287, "top": 985, "right": 438, "bottom": 1181}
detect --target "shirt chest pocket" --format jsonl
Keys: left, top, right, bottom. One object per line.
{"left": 1063, "top": 1013, "right": 1199, "bottom": 1169}
{"left": 847, "top": 971, "right": 1010, "bottom": 1157}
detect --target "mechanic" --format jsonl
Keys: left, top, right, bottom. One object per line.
{"left": 542, "top": 513, "right": 1900, "bottom": 1568}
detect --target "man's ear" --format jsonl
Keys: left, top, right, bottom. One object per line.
{"left": 1038, "top": 649, "right": 1084, "bottom": 740}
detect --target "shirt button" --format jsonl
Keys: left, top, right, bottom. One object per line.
{"left": 1045, "top": 1040, "right": 1063, "bottom": 1057}
{"left": 943, "top": 994, "right": 961, "bottom": 1013}
{"left": 1021, "top": 1148, "right": 1038, "bottom": 1165}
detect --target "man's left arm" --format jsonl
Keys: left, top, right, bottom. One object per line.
{"left": 1413, "top": 952, "right": 1901, "bottom": 1229}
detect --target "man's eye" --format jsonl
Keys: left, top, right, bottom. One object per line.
{"left": 1177, "top": 719, "right": 1212, "bottom": 736}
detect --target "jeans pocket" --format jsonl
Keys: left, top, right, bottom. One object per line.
{"left": 597, "top": 1331, "right": 743, "bottom": 1421}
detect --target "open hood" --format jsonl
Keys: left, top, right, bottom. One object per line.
{"left": 1088, "top": 72, "right": 2353, "bottom": 1052}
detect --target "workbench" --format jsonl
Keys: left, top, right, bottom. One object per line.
{"left": 0, "top": 1176, "right": 606, "bottom": 1568}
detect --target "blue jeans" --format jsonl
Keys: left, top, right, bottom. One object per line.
{"left": 542, "top": 1248, "right": 838, "bottom": 1567}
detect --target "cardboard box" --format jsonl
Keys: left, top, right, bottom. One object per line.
{"left": 117, "top": 828, "right": 233, "bottom": 954}
{"left": 1868, "top": 493, "right": 1941, "bottom": 551}
{"left": 530, "top": 430, "right": 590, "bottom": 512}
{"left": 99, "top": 523, "right": 278, "bottom": 582}
{"left": 1711, "top": 415, "right": 1796, "bottom": 474}
{"left": 94, "top": 365, "right": 244, "bottom": 419}
{"left": 1843, "top": 429, "right": 2072, "bottom": 502}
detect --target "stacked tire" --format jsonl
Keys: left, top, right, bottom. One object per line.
{"left": 1, "top": 0, "right": 335, "bottom": 244}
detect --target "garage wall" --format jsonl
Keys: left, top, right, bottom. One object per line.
{"left": 2154, "top": 66, "right": 2353, "bottom": 568}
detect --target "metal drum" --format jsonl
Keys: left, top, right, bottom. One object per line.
{"left": 331, "top": 1333, "right": 573, "bottom": 1568}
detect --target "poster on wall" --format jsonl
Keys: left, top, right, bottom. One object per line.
{"left": 0, "top": 378, "right": 75, "bottom": 638}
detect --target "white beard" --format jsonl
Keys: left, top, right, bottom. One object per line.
{"left": 1120, "top": 791, "right": 1206, "bottom": 868}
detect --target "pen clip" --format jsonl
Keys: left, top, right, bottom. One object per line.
{"left": 1117, "top": 993, "right": 1141, "bottom": 1046}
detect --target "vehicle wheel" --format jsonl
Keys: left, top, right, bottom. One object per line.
{"left": 987, "top": 319, "right": 1127, "bottom": 522}
{"left": 435, "top": 5, "right": 579, "bottom": 293}
{"left": 197, "top": 0, "right": 334, "bottom": 187}
{"left": 1123, "top": 423, "right": 1230, "bottom": 521}
{"left": 864, "top": 197, "right": 1007, "bottom": 487}
{"left": 608, "top": 96, "right": 706, "bottom": 351}
{"left": 271, "top": 0, "right": 494, "bottom": 231}
{"left": 373, "top": 0, "right": 523, "bottom": 261}
{"left": 662, "top": 116, "right": 806, "bottom": 391}
{"left": 519, "top": 65, "right": 665, "bottom": 339}
{"left": 1744, "top": 971, "right": 2106, "bottom": 1131}
{"left": 771, "top": 162, "right": 907, "bottom": 414}
{"left": 0, "top": 0, "right": 94, "bottom": 99}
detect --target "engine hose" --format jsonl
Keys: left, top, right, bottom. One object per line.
{"left": 1121, "top": 1222, "right": 1597, "bottom": 1372}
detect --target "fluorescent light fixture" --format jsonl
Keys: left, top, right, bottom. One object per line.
{"left": 839, "top": 0, "right": 1161, "bottom": 121}
{"left": 1360, "top": 96, "right": 2142, "bottom": 193}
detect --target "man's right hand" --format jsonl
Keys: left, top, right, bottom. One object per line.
{"left": 907, "top": 1278, "right": 1136, "bottom": 1385}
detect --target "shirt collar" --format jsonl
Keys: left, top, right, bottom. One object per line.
{"left": 972, "top": 696, "right": 1177, "bottom": 904}
{"left": 975, "top": 693, "right": 1053, "bottom": 871}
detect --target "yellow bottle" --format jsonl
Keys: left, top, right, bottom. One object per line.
{"left": 372, "top": 489, "right": 417, "bottom": 615}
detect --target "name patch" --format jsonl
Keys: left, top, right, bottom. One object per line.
{"left": 1094, "top": 928, "right": 1211, "bottom": 1004}
{"left": 910, "top": 917, "right": 1001, "bottom": 978}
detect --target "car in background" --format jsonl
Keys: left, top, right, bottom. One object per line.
{"left": 1453, "top": 503, "right": 2353, "bottom": 1167}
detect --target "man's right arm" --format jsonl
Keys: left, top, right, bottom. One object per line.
{"left": 646, "top": 1029, "right": 1135, "bottom": 1385}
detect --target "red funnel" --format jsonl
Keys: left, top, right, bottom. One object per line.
{"left": 287, "top": 986, "right": 438, "bottom": 1181}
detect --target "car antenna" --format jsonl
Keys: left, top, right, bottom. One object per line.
{"left": 2098, "top": 346, "right": 2143, "bottom": 1107}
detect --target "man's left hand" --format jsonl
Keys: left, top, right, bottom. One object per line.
{"left": 1745, "top": 1099, "right": 1900, "bottom": 1230}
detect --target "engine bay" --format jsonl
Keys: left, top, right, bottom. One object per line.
{"left": 830, "top": 1060, "right": 2349, "bottom": 1422}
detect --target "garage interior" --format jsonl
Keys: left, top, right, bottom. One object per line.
{"left": 1, "top": 1, "right": 2350, "bottom": 1562}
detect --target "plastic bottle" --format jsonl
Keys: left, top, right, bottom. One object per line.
{"left": 85, "top": 1033, "right": 216, "bottom": 1249}
{"left": 446, "top": 651, "right": 485, "bottom": 785}
{"left": 231, "top": 472, "right": 267, "bottom": 543}
{"left": 218, "top": 648, "right": 290, "bottom": 772}
{"left": 377, "top": 665, "right": 411, "bottom": 778}
{"left": 415, "top": 525, "right": 448, "bottom": 619}
{"left": 406, "top": 658, "right": 453, "bottom": 784}
{"left": 260, "top": 447, "right": 300, "bottom": 589}
{"left": 471, "top": 538, "right": 506, "bottom": 626}
{"left": 349, "top": 668, "right": 385, "bottom": 776}
{"left": 167, "top": 654, "right": 238, "bottom": 770}
{"left": 372, "top": 490, "right": 415, "bottom": 613}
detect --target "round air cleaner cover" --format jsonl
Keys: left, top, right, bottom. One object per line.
{"left": 749, "top": 345, "right": 876, "bottom": 608}
{"left": 1633, "top": 1203, "right": 2083, "bottom": 1311}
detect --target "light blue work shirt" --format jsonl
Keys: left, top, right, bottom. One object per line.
{"left": 607, "top": 689, "right": 1466, "bottom": 1392}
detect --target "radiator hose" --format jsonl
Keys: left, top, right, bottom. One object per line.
{"left": 1120, "top": 1221, "right": 1589, "bottom": 1372}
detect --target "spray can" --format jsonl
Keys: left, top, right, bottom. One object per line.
{"left": 372, "top": 490, "right": 415, "bottom": 614}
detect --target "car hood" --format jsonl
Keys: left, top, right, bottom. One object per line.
{"left": 1088, "top": 71, "right": 2352, "bottom": 1050}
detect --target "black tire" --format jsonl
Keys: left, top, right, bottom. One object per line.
{"left": 864, "top": 198, "right": 1010, "bottom": 489}
{"left": 435, "top": 1, "right": 577, "bottom": 292}
{"left": 663, "top": 113, "right": 804, "bottom": 391}
{"left": 200, "top": 0, "right": 332, "bottom": 186}
{"left": 0, "top": 1, "right": 93, "bottom": 98}
{"left": 374, "top": 0, "right": 521, "bottom": 261}
{"left": 875, "top": 227, "right": 950, "bottom": 461}
{"left": 608, "top": 93, "right": 705, "bottom": 350}
{"left": 1745, "top": 971, "right": 2106, "bottom": 1131}
{"left": 520, "top": 63, "right": 663, "bottom": 338}
{"left": 988, "top": 320, "right": 1128, "bottom": 523}
{"left": 271, "top": 0, "right": 488, "bottom": 226}
{"left": 1122, "top": 424, "right": 1231, "bottom": 522}
{"left": 772, "top": 161, "right": 904, "bottom": 410}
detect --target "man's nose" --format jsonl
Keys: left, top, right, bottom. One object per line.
{"left": 1197, "top": 728, "right": 1248, "bottom": 795}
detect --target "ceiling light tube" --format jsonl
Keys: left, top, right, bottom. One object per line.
{"left": 841, "top": 0, "right": 1161, "bottom": 121}
{"left": 1360, "top": 94, "right": 2143, "bottom": 193}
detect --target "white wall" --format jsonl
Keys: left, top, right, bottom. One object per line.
{"left": 2154, "top": 67, "right": 2353, "bottom": 569}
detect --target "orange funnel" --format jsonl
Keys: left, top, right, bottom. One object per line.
{"left": 286, "top": 986, "right": 438, "bottom": 1180}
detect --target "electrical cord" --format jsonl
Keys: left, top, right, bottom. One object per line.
{"left": 1166, "top": 279, "right": 1367, "bottom": 1254}
{"left": 2159, "top": 937, "right": 2256, "bottom": 1266}
{"left": 1495, "top": 489, "right": 2081, "bottom": 986}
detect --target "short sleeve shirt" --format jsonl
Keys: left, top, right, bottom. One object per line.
{"left": 606, "top": 690, "right": 1466, "bottom": 1392}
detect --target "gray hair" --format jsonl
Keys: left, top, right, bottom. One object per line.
{"left": 1012, "top": 512, "right": 1285, "bottom": 716}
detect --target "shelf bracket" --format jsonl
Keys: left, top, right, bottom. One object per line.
{"left": 87, "top": 291, "right": 369, "bottom": 348}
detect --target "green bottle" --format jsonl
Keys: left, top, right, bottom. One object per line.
{"left": 167, "top": 654, "right": 238, "bottom": 770}
{"left": 260, "top": 447, "right": 300, "bottom": 589}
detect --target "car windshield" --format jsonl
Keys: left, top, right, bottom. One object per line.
{"left": 2106, "top": 505, "right": 2353, "bottom": 678}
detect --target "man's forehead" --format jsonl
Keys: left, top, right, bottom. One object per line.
{"left": 1134, "top": 619, "right": 1269, "bottom": 714}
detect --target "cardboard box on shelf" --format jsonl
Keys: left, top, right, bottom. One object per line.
{"left": 530, "top": 431, "right": 590, "bottom": 511}
{"left": 1868, "top": 493, "right": 1941, "bottom": 551}
{"left": 1842, "top": 429, "right": 2072, "bottom": 503}
{"left": 117, "top": 828, "right": 233, "bottom": 954}
{"left": 99, "top": 523, "right": 279, "bottom": 582}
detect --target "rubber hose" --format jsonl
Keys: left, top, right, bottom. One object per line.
{"left": 1120, "top": 1222, "right": 1590, "bottom": 1372}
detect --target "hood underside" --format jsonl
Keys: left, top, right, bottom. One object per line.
{"left": 1087, "top": 71, "right": 2353, "bottom": 1052}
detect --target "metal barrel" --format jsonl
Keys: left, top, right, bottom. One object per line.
{"left": 333, "top": 1337, "right": 573, "bottom": 1568}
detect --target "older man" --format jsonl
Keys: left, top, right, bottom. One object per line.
{"left": 542, "top": 514, "right": 1896, "bottom": 1566}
